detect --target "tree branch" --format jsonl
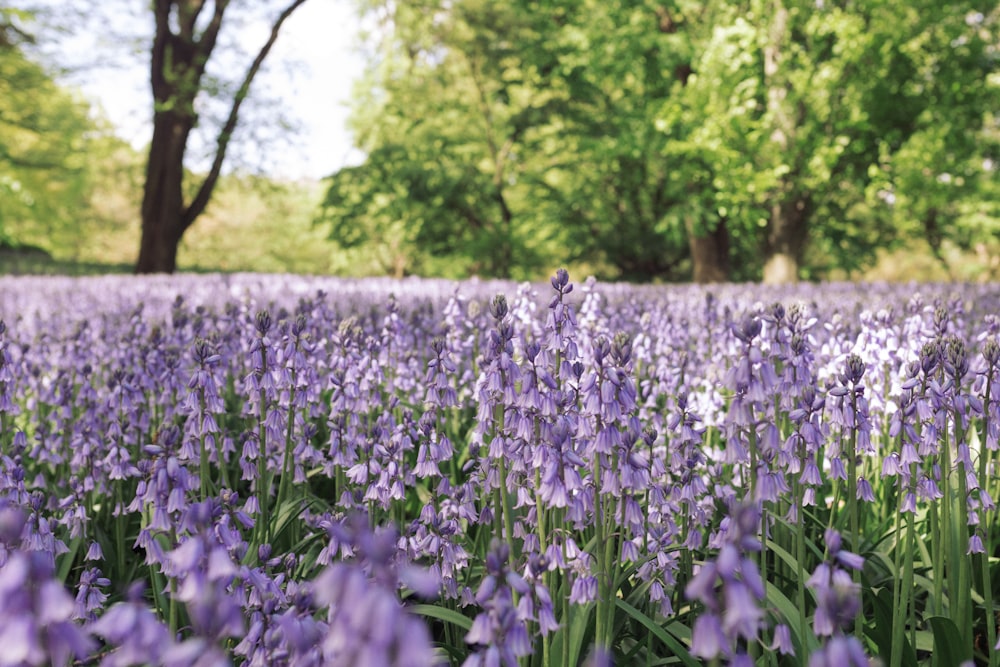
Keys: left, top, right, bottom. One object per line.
{"left": 0, "top": 142, "right": 69, "bottom": 171}
{"left": 178, "top": 0, "right": 208, "bottom": 41}
{"left": 150, "top": 0, "right": 173, "bottom": 96}
{"left": 191, "top": 0, "right": 229, "bottom": 82}
{"left": 182, "top": 0, "right": 308, "bottom": 231}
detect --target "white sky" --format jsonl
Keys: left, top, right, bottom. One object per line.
{"left": 60, "top": 1, "right": 368, "bottom": 181}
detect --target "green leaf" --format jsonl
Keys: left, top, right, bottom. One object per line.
{"left": 764, "top": 580, "right": 819, "bottom": 656}
{"left": 550, "top": 601, "right": 594, "bottom": 667}
{"left": 615, "top": 598, "right": 700, "bottom": 667}
{"left": 271, "top": 493, "right": 327, "bottom": 546}
{"left": 57, "top": 535, "right": 83, "bottom": 583}
{"left": 409, "top": 603, "right": 473, "bottom": 632}
{"left": 765, "top": 536, "right": 805, "bottom": 575}
{"left": 928, "top": 616, "right": 972, "bottom": 665}
{"left": 869, "top": 585, "right": 918, "bottom": 667}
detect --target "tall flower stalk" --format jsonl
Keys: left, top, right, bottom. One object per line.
{"left": 275, "top": 314, "right": 313, "bottom": 518}
{"left": 807, "top": 529, "right": 868, "bottom": 667}
{"left": 685, "top": 502, "right": 766, "bottom": 666}
{"left": 832, "top": 353, "right": 869, "bottom": 638}
{"left": 888, "top": 372, "right": 921, "bottom": 667}
{"left": 188, "top": 338, "right": 227, "bottom": 497}
{"left": 942, "top": 336, "right": 974, "bottom": 649}
{"left": 978, "top": 338, "right": 1000, "bottom": 666}
{"left": 475, "top": 295, "right": 520, "bottom": 557}
{"left": 247, "top": 310, "right": 274, "bottom": 549}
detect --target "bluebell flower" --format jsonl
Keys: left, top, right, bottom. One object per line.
{"left": 808, "top": 635, "right": 870, "bottom": 667}
{"left": 0, "top": 547, "right": 95, "bottom": 666}
{"left": 72, "top": 567, "right": 110, "bottom": 622}
{"left": 89, "top": 582, "right": 177, "bottom": 666}
{"left": 314, "top": 561, "right": 438, "bottom": 667}
{"left": 464, "top": 540, "right": 533, "bottom": 667}
{"left": 685, "top": 502, "right": 765, "bottom": 660}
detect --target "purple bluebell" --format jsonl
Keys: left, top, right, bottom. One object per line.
{"left": 464, "top": 540, "right": 532, "bottom": 667}
{"left": 685, "top": 502, "right": 765, "bottom": 661}
{"left": 0, "top": 544, "right": 95, "bottom": 666}
{"left": 89, "top": 582, "right": 176, "bottom": 666}
{"left": 808, "top": 530, "right": 865, "bottom": 637}
{"left": 312, "top": 515, "right": 440, "bottom": 667}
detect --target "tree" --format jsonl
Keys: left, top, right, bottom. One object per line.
{"left": 552, "top": 1, "right": 691, "bottom": 281}
{"left": 873, "top": 3, "right": 1000, "bottom": 276}
{"left": 0, "top": 8, "right": 94, "bottom": 253}
{"left": 659, "top": 0, "right": 998, "bottom": 283}
{"left": 324, "top": 0, "right": 692, "bottom": 281}
{"left": 329, "top": 0, "right": 997, "bottom": 283}
{"left": 322, "top": 0, "right": 575, "bottom": 279}
{"left": 136, "top": 0, "right": 308, "bottom": 274}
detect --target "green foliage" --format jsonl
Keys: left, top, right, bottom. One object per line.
{"left": 3, "top": 1, "right": 998, "bottom": 281}
{"left": 658, "top": 0, "right": 998, "bottom": 280}
{"left": 179, "top": 174, "right": 334, "bottom": 274}
{"left": 861, "top": 1, "right": 1000, "bottom": 273}
{"left": 322, "top": 0, "right": 696, "bottom": 281}
{"left": 928, "top": 617, "right": 974, "bottom": 666}
{"left": 324, "top": 0, "right": 999, "bottom": 282}
{"left": 320, "top": 0, "right": 570, "bottom": 279}
{"left": 0, "top": 19, "right": 95, "bottom": 253}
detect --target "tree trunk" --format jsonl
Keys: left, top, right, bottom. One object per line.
{"left": 134, "top": 0, "right": 308, "bottom": 274}
{"left": 762, "top": 252, "right": 798, "bottom": 284}
{"left": 762, "top": 196, "right": 808, "bottom": 284}
{"left": 136, "top": 112, "right": 193, "bottom": 273}
{"left": 687, "top": 217, "right": 729, "bottom": 283}
{"left": 494, "top": 185, "right": 514, "bottom": 279}
{"left": 760, "top": 0, "right": 806, "bottom": 285}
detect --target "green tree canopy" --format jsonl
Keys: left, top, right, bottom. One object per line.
{"left": 0, "top": 8, "right": 94, "bottom": 253}
{"left": 326, "top": 0, "right": 999, "bottom": 283}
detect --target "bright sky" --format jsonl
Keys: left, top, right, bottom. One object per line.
{"left": 65, "top": 1, "right": 368, "bottom": 181}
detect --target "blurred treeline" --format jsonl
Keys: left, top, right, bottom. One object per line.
{"left": 3, "top": 3, "right": 999, "bottom": 282}
{"left": 321, "top": 0, "right": 1000, "bottom": 282}
{"left": 0, "top": 6, "right": 335, "bottom": 276}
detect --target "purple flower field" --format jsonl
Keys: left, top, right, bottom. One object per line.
{"left": 0, "top": 271, "right": 998, "bottom": 667}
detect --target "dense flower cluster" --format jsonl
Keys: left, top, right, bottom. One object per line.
{"left": 0, "top": 272, "right": 997, "bottom": 665}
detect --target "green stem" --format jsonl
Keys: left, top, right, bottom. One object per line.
{"left": 940, "top": 416, "right": 957, "bottom": 626}
{"left": 890, "top": 453, "right": 916, "bottom": 667}
{"left": 114, "top": 482, "right": 126, "bottom": 580}
{"left": 593, "top": 445, "right": 607, "bottom": 650}
{"left": 168, "top": 576, "right": 178, "bottom": 636}
{"left": 534, "top": 464, "right": 551, "bottom": 667}
{"left": 931, "top": 495, "right": 943, "bottom": 618}
{"left": 335, "top": 465, "right": 346, "bottom": 511}
{"left": 498, "top": 453, "right": 516, "bottom": 558}
{"left": 276, "top": 372, "right": 298, "bottom": 516}
{"left": 794, "top": 443, "right": 809, "bottom": 660}
{"left": 981, "top": 371, "right": 997, "bottom": 667}
{"left": 214, "top": 430, "right": 230, "bottom": 491}
{"left": 847, "top": 390, "right": 861, "bottom": 639}
{"left": 952, "top": 402, "right": 973, "bottom": 649}
{"left": 255, "top": 347, "right": 270, "bottom": 548}
{"left": 907, "top": 508, "right": 917, "bottom": 654}
{"left": 148, "top": 559, "right": 164, "bottom": 608}
{"left": 198, "top": 389, "right": 210, "bottom": 499}
{"left": 890, "top": 496, "right": 903, "bottom": 667}
{"left": 491, "top": 395, "right": 516, "bottom": 557}
{"left": 676, "top": 512, "right": 692, "bottom": 616}
{"left": 603, "top": 450, "right": 622, "bottom": 640}
{"left": 825, "top": 476, "right": 841, "bottom": 538}
{"left": 747, "top": 421, "right": 762, "bottom": 663}
{"left": 547, "top": 506, "right": 569, "bottom": 667}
